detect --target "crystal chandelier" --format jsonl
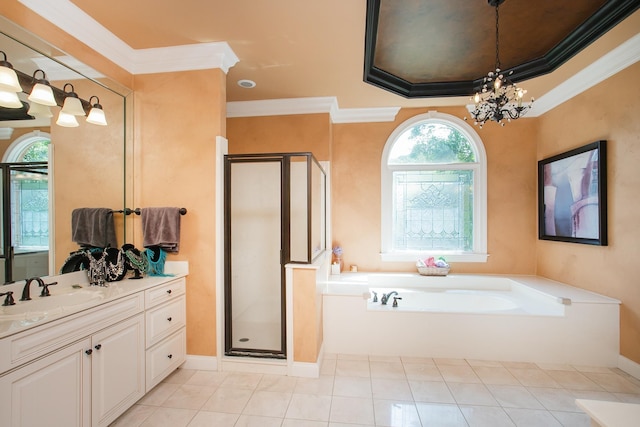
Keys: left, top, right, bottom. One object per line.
{"left": 468, "top": 0, "right": 533, "bottom": 128}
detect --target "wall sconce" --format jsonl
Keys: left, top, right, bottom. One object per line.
{"left": 0, "top": 51, "right": 21, "bottom": 92}
{"left": 27, "top": 101, "right": 53, "bottom": 118}
{"left": 27, "top": 69, "right": 57, "bottom": 106}
{"left": 0, "top": 90, "right": 22, "bottom": 109}
{"left": 60, "top": 83, "right": 86, "bottom": 116}
{"left": 56, "top": 110, "right": 79, "bottom": 127}
{"left": 86, "top": 96, "right": 107, "bottom": 126}
{"left": 0, "top": 51, "right": 22, "bottom": 109}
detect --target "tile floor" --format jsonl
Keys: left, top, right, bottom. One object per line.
{"left": 110, "top": 354, "right": 640, "bottom": 426}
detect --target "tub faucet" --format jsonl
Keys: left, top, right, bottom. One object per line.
{"left": 380, "top": 291, "right": 398, "bottom": 305}
{"left": 371, "top": 291, "right": 378, "bottom": 303}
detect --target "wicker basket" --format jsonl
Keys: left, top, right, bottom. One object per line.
{"left": 417, "top": 266, "right": 450, "bottom": 276}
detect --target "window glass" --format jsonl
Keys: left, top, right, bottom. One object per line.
{"left": 388, "top": 122, "right": 475, "bottom": 164}
{"left": 381, "top": 113, "right": 487, "bottom": 261}
{"left": 393, "top": 169, "right": 473, "bottom": 251}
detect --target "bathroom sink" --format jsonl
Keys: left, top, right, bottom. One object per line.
{"left": 0, "top": 288, "right": 105, "bottom": 321}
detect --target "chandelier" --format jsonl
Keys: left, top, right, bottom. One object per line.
{"left": 468, "top": 0, "right": 533, "bottom": 128}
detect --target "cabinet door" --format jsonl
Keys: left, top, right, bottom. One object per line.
{"left": 91, "top": 314, "right": 145, "bottom": 427}
{"left": 0, "top": 338, "right": 91, "bottom": 427}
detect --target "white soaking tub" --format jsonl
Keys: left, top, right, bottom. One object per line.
{"left": 322, "top": 273, "right": 620, "bottom": 366}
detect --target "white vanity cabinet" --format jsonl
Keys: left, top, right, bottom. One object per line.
{"left": 0, "top": 274, "right": 187, "bottom": 427}
{"left": 144, "top": 278, "right": 187, "bottom": 391}
{"left": 91, "top": 313, "right": 145, "bottom": 426}
{"left": 0, "top": 337, "right": 91, "bottom": 426}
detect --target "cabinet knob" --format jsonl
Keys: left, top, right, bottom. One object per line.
{"left": 85, "top": 349, "right": 93, "bottom": 355}
{"left": 166, "top": 289, "right": 172, "bottom": 294}
{"left": 167, "top": 317, "right": 172, "bottom": 322}
{"left": 167, "top": 354, "right": 173, "bottom": 359}
{"left": 94, "top": 344, "right": 102, "bottom": 350}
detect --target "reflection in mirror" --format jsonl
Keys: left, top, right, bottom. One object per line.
{"left": 0, "top": 17, "right": 131, "bottom": 284}
{"left": 311, "top": 157, "right": 326, "bottom": 261}
{"left": 290, "top": 155, "right": 309, "bottom": 263}
{"left": 289, "top": 153, "right": 326, "bottom": 263}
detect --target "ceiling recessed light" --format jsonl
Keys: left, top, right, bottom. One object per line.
{"left": 237, "top": 79, "right": 256, "bottom": 89}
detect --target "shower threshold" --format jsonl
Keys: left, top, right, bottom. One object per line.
{"left": 225, "top": 350, "right": 286, "bottom": 359}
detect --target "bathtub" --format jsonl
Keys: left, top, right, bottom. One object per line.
{"left": 322, "top": 273, "right": 620, "bottom": 366}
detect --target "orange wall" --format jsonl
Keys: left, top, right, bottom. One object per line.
{"left": 292, "top": 267, "right": 322, "bottom": 362}
{"left": 5, "top": 4, "right": 640, "bottom": 366}
{"left": 133, "top": 69, "right": 226, "bottom": 356}
{"left": 228, "top": 114, "right": 331, "bottom": 160}
{"left": 537, "top": 62, "right": 640, "bottom": 364}
{"left": 228, "top": 108, "right": 538, "bottom": 275}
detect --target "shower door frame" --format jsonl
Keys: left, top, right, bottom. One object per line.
{"left": 223, "top": 154, "right": 291, "bottom": 359}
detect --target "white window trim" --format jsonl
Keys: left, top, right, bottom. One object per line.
{"left": 380, "top": 111, "right": 488, "bottom": 263}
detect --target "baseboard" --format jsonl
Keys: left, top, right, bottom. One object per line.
{"left": 287, "top": 342, "right": 324, "bottom": 378}
{"left": 288, "top": 361, "right": 320, "bottom": 378}
{"left": 618, "top": 355, "right": 640, "bottom": 380}
{"left": 183, "top": 354, "right": 218, "bottom": 371}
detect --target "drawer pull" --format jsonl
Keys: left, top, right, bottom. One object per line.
{"left": 85, "top": 349, "right": 93, "bottom": 355}
{"left": 94, "top": 344, "right": 102, "bottom": 350}
{"left": 166, "top": 289, "right": 172, "bottom": 294}
{"left": 167, "top": 354, "right": 173, "bottom": 359}
{"left": 167, "top": 317, "right": 172, "bottom": 322}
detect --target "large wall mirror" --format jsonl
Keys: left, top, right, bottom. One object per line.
{"left": 0, "top": 17, "right": 132, "bottom": 284}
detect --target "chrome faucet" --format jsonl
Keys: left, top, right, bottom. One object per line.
{"left": 20, "top": 277, "right": 58, "bottom": 300}
{"left": 380, "top": 291, "right": 398, "bottom": 305}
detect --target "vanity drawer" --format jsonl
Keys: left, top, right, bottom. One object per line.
{"left": 146, "top": 328, "right": 185, "bottom": 391}
{"left": 145, "top": 278, "right": 186, "bottom": 308}
{"left": 0, "top": 293, "right": 144, "bottom": 374}
{"left": 145, "top": 296, "right": 186, "bottom": 348}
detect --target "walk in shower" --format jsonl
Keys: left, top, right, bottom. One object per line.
{"left": 224, "top": 153, "right": 326, "bottom": 358}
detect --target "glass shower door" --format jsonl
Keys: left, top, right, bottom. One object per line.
{"left": 225, "top": 158, "right": 285, "bottom": 358}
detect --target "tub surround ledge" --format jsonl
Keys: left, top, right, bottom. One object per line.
{"left": 322, "top": 272, "right": 620, "bottom": 367}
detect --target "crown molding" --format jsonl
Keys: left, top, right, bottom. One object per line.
{"left": 466, "top": 32, "right": 640, "bottom": 118}
{"left": 19, "top": 0, "right": 637, "bottom": 121}
{"left": 528, "top": 32, "right": 640, "bottom": 117}
{"left": 227, "top": 97, "right": 337, "bottom": 118}
{"left": 227, "top": 97, "right": 400, "bottom": 123}
{"left": 18, "top": 0, "right": 238, "bottom": 74}
{"left": 131, "top": 42, "right": 239, "bottom": 75}
{"left": 331, "top": 106, "right": 401, "bottom": 123}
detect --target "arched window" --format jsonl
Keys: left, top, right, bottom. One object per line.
{"left": 2, "top": 131, "right": 51, "bottom": 252}
{"left": 381, "top": 112, "right": 487, "bottom": 262}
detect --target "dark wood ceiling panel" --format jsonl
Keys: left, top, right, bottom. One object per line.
{"left": 365, "top": 0, "right": 637, "bottom": 98}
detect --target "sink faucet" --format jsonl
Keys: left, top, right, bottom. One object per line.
{"left": 20, "top": 277, "right": 58, "bottom": 300}
{"left": 380, "top": 291, "right": 398, "bottom": 305}
{"left": 0, "top": 291, "right": 15, "bottom": 306}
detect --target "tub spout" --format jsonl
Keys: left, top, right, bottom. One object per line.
{"left": 380, "top": 291, "right": 398, "bottom": 305}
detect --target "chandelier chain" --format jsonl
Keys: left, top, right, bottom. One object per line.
{"left": 464, "top": 0, "right": 534, "bottom": 128}
{"left": 495, "top": 3, "right": 501, "bottom": 69}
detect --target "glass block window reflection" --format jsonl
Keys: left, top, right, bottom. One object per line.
{"left": 393, "top": 170, "right": 473, "bottom": 251}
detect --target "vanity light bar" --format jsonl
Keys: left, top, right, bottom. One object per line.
{"left": 0, "top": 57, "right": 107, "bottom": 126}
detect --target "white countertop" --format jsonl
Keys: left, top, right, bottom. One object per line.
{"left": 0, "top": 263, "right": 188, "bottom": 339}
{"left": 576, "top": 399, "right": 640, "bottom": 427}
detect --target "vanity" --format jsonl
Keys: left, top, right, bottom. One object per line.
{"left": 0, "top": 268, "right": 187, "bottom": 427}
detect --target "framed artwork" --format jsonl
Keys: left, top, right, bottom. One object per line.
{"left": 538, "top": 140, "right": 607, "bottom": 246}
